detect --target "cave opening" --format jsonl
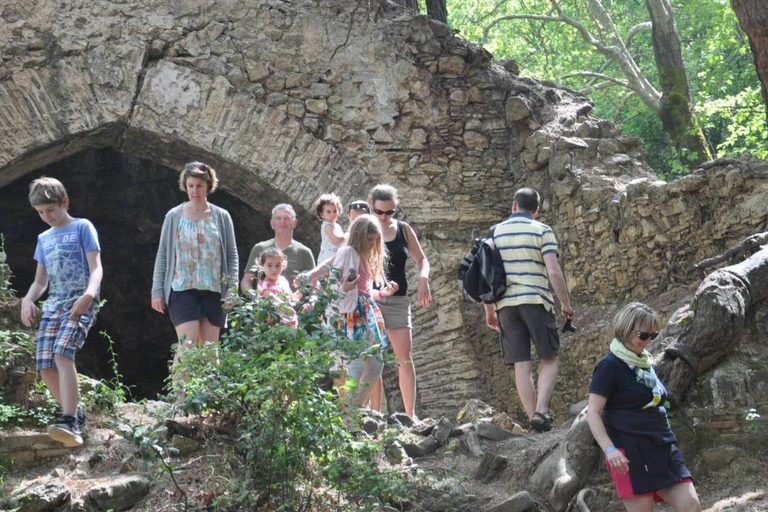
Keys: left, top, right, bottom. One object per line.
{"left": 0, "top": 148, "right": 317, "bottom": 399}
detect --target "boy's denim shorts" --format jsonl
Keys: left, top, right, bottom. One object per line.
{"left": 36, "top": 308, "right": 98, "bottom": 371}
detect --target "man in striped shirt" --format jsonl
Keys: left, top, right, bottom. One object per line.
{"left": 484, "top": 188, "right": 575, "bottom": 432}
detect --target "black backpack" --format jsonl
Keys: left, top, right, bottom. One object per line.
{"left": 457, "top": 225, "right": 507, "bottom": 304}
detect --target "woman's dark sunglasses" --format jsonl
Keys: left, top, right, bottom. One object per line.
{"left": 636, "top": 331, "right": 659, "bottom": 341}
{"left": 186, "top": 162, "right": 210, "bottom": 172}
{"left": 373, "top": 208, "right": 396, "bottom": 216}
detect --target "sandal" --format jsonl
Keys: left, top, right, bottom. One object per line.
{"left": 530, "top": 412, "right": 553, "bottom": 432}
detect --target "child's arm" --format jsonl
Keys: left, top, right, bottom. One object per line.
{"left": 71, "top": 250, "right": 103, "bottom": 316}
{"left": 324, "top": 222, "right": 346, "bottom": 245}
{"left": 21, "top": 263, "right": 48, "bottom": 327}
{"left": 298, "top": 255, "right": 334, "bottom": 286}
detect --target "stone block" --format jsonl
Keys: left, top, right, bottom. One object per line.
{"left": 486, "top": 491, "right": 536, "bottom": 512}
{"left": 449, "top": 89, "right": 468, "bottom": 106}
{"left": 438, "top": 55, "right": 465, "bottom": 74}
{"left": 457, "top": 399, "right": 495, "bottom": 423}
{"left": 473, "top": 451, "right": 508, "bottom": 483}
{"left": 556, "top": 136, "right": 589, "bottom": 149}
{"left": 402, "top": 436, "right": 440, "bottom": 458}
{"left": 246, "top": 62, "right": 270, "bottom": 82}
{"left": 89, "top": 475, "right": 151, "bottom": 512}
{"left": 694, "top": 445, "right": 746, "bottom": 476}
{"left": 476, "top": 422, "right": 521, "bottom": 441}
{"left": 433, "top": 417, "right": 455, "bottom": 446}
{"left": 505, "top": 96, "right": 531, "bottom": 122}
{"left": 5, "top": 479, "right": 71, "bottom": 511}
{"left": 463, "top": 131, "right": 489, "bottom": 149}
{"left": 0, "top": 432, "right": 54, "bottom": 451}
{"left": 305, "top": 98, "right": 328, "bottom": 114}
{"left": 170, "top": 435, "right": 200, "bottom": 457}
{"left": 321, "top": 124, "right": 343, "bottom": 142}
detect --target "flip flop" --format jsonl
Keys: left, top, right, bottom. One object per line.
{"left": 530, "top": 412, "right": 553, "bottom": 432}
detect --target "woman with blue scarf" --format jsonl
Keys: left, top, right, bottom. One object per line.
{"left": 586, "top": 302, "right": 701, "bottom": 511}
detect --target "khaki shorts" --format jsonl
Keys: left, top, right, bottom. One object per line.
{"left": 376, "top": 295, "right": 412, "bottom": 330}
{"left": 497, "top": 304, "right": 560, "bottom": 364}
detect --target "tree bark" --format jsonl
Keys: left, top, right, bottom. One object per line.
{"left": 731, "top": 0, "right": 768, "bottom": 128}
{"left": 653, "top": 244, "right": 768, "bottom": 404}
{"left": 645, "top": 0, "right": 712, "bottom": 167}
{"left": 514, "top": 410, "right": 601, "bottom": 512}
{"left": 425, "top": 0, "right": 448, "bottom": 24}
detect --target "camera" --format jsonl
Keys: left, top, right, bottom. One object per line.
{"left": 561, "top": 320, "right": 577, "bottom": 333}
{"left": 347, "top": 268, "right": 358, "bottom": 282}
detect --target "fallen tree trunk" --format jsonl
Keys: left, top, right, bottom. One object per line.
{"left": 654, "top": 244, "right": 768, "bottom": 404}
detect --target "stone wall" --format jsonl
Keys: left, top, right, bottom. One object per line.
{"left": 2, "top": 0, "right": 768, "bottom": 417}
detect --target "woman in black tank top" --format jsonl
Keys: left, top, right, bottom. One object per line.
{"left": 368, "top": 184, "right": 432, "bottom": 419}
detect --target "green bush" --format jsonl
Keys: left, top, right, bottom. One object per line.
{"left": 171, "top": 277, "right": 417, "bottom": 511}
{"left": 0, "top": 234, "right": 15, "bottom": 302}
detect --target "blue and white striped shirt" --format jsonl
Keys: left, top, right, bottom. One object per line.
{"left": 492, "top": 213, "right": 558, "bottom": 311}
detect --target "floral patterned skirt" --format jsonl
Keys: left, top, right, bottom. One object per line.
{"left": 342, "top": 294, "right": 388, "bottom": 349}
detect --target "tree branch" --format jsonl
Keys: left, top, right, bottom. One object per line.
{"left": 693, "top": 231, "right": 768, "bottom": 277}
{"left": 560, "top": 71, "right": 630, "bottom": 90}
{"left": 481, "top": 0, "right": 661, "bottom": 114}
{"left": 482, "top": 13, "right": 566, "bottom": 45}
{"left": 626, "top": 21, "right": 652, "bottom": 46}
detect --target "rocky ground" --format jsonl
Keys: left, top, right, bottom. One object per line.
{"left": 2, "top": 398, "right": 767, "bottom": 512}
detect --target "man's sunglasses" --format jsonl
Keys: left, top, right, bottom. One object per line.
{"left": 636, "top": 331, "right": 659, "bottom": 341}
{"left": 373, "top": 208, "right": 397, "bottom": 216}
{"left": 349, "top": 203, "right": 370, "bottom": 212}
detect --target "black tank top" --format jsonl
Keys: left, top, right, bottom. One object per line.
{"left": 383, "top": 221, "right": 409, "bottom": 296}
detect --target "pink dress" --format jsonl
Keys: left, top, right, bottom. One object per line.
{"left": 257, "top": 276, "right": 298, "bottom": 328}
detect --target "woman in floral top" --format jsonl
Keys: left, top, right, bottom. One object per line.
{"left": 151, "top": 162, "right": 239, "bottom": 357}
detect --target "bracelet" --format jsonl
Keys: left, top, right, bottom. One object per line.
{"left": 605, "top": 445, "right": 617, "bottom": 456}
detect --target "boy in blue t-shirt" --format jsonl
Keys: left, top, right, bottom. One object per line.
{"left": 21, "top": 177, "right": 103, "bottom": 447}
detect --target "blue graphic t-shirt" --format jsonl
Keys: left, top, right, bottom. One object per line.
{"left": 34, "top": 218, "right": 101, "bottom": 312}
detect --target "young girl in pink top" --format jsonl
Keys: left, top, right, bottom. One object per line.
{"left": 256, "top": 247, "right": 298, "bottom": 328}
{"left": 330, "top": 215, "right": 398, "bottom": 407}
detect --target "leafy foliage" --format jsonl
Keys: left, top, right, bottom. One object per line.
{"left": 81, "top": 331, "right": 133, "bottom": 413}
{"left": 167, "top": 279, "right": 417, "bottom": 511}
{"left": 0, "top": 234, "right": 15, "bottom": 302}
{"left": 448, "top": 0, "right": 765, "bottom": 177}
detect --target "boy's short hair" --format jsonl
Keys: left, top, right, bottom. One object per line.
{"left": 513, "top": 187, "right": 539, "bottom": 213}
{"left": 272, "top": 203, "right": 296, "bottom": 219}
{"left": 29, "top": 177, "right": 68, "bottom": 207}
{"left": 260, "top": 247, "right": 287, "bottom": 264}
{"left": 314, "top": 193, "right": 343, "bottom": 218}
{"left": 179, "top": 162, "right": 218, "bottom": 194}
{"left": 368, "top": 184, "right": 399, "bottom": 205}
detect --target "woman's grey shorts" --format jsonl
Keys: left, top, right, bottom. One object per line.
{"left": 376, "top": 295, "right": 412, "bottom": 330}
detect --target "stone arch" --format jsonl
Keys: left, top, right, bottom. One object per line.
{"left": 0, "top": 5, "right": 495, "bottom": 413}
{"left": 3, "top": 0, "right": 767, "bottom": 419}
